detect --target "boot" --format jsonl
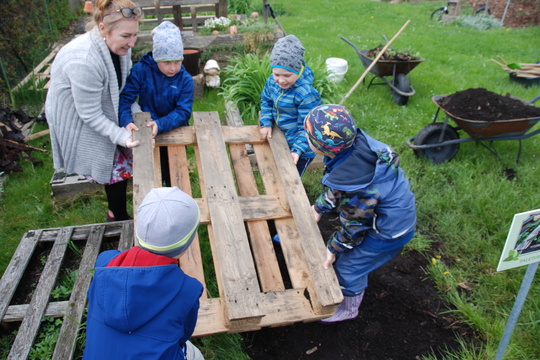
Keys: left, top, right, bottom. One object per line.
{"left": 318, "top": 292, "right": 364, "bottom": 324}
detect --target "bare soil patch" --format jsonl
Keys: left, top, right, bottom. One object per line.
{"left": 241, "top": 216, "right": 478, "bottom": 360}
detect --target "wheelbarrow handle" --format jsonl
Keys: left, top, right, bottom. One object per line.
{"left": 530, "top": 94, "right": 540, "bottom": 104}
{"left": 341, "top": 36, "right": 362, "bottom": 56}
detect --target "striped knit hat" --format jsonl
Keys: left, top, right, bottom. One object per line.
{"left": 136, "top": 187, "right": 199, "bottom": 258}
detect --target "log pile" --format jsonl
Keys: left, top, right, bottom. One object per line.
{"left": 0, "top": 107, "right": 48, "bottom": 174}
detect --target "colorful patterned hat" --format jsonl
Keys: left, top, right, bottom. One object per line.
{"left": 304, "top": 105, "right": 357, "bottom": 156}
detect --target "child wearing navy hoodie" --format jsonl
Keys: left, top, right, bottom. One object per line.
{"left": 305, "top": 105, "right": 416, "bottom": 324}
{"left": 83, "top": 187, "right": 204, "bottom": 359}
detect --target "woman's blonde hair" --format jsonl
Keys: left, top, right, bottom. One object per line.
{"left": 85, "top": 0, "right": 143, "bottom": 33}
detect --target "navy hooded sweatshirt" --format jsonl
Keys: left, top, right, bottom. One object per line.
{"left": 118, "top": 51, "right": 194, "bottom": 134}
{"left": 83, "top": 247, "right": 203, "bottom": 360}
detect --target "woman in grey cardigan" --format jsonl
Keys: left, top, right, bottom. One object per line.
{"left": 46, "top": 0, "right": 142, "bottom": 221}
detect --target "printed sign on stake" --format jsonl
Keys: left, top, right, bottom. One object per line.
{"left": 497, "top": 209, "right": 540, "bottom": 272}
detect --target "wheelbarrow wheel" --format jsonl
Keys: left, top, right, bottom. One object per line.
{"left": 413, "top": 123, "right": 460, "bottom": 164}
{"left": 391, "top": 73, "right": 411, "bottom": 106}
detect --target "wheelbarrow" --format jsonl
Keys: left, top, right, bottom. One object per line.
{"left": 407, "top": 94, "right": 540, "bottom": 164}
{"left": 341, "top": 36, "right": 425, "bottom": 105}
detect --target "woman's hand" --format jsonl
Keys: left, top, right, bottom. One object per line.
{"left": 125, "top": 122, "right": 139, "bottom": 132}
{"left": 323, "top": 249, "right": 336, "bottom": 270}
{"left": 260, "top": 126, "right": 273, "bottom": 140}
{"left": 125, "top": 137, "right": 140, "bottom": 148}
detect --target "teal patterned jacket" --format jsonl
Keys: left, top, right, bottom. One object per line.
{"left": 260, "top": 62, "right": 321, "bottom": 158}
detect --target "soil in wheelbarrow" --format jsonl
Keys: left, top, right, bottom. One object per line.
{"left": 438, "top": 88, "right": 540, "bottom": 121}
{"left": 241, "top": 216, "right": 480, "bottom": 360}
{"left": 366, "top": 45, "right": 420, "bottom": 61}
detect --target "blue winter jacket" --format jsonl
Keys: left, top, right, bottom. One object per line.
{"left": 260, "top": 62, "right": 321, "bottom": 158}
{"left": 83, "top": 248, "right": 203, "bottom": 360}
{"left": 314, "top": 129, "right": 416, "bottom": 253}
{"left": 119, "top": 51, "right": 194, "bottom": 134}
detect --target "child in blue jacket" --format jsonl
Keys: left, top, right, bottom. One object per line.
{"left": 119, "top": 21, "right": 194, "bottom": 135}
{"left": 83, "top": 187, "right": 204, "bottom": 359}
{"left": 305, "top": 105, "right": 417, "bottom": 324}
{"left": 259, "top": 34, "right": 321, "bottom": 176}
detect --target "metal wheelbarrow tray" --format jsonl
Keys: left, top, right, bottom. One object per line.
{"left": 407, "top": 94, "right": 540, "bottom": 164}
{"left": 342, "top": 36, "right": 425, "bottom": 106}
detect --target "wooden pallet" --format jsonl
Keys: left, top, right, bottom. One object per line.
{"left": 0, "top": 111, "right": 342, "bottom": 358}
{"left": 0, "top": 222, "right": 134, "bottom": 360}
{"left": 132, "top": 111, "right": 343, "bottom": 335}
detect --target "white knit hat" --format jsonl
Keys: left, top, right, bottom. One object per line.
{"left": 152, "top": 22, "right": 184, "bottom": 62}
{"left": 136, "top": 187, "right": 200, "bottom": 258}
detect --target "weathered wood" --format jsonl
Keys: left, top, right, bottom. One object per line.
{"left": 0, "top": 230, "right": 42, "bottom": 320}
{"left": 168, "top": 144, "right": 207, "bottom": 295}
{"left": 132, "top": 112, "right": 159, "bottom": 214}
{"left": 193, "top": 111, "right": 264, "bottom": 321}
{"left": 52, "top": 225, "right": 105, "bottom": 360}
{"left": 9, "top": 227, "right": 71, "bottom": 360}
{"left": 229, "top": 144, "right": 284, "bottom": 292}
{"left": 269, "top": 129, "right": 343, "bottom": 312}
{"left": 3, "top": 301, "right": 69, "bottom": 323}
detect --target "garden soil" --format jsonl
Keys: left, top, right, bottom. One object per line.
{"left": 240, "top": 215, "right": 478, "bottom": 360}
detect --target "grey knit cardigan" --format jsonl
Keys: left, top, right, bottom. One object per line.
{"left": 45, "top": 27, "right": 133, "bottom": 184}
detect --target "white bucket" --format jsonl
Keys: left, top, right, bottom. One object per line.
{"left": 326, "top": 57, "right": 348, "bottom": 83}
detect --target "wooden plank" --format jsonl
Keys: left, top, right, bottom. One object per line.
{"left": 0, "top": 230, "right": 42, "bottom": 320}
{"left": 193, "top": 111, "right": 264, "bottom": 321}
{"left": 168, "top": 145, "right": 207, "bottom": 295}
{"left": 52, "top": 225, "right": 106, "bottom": 360}
{"left": 229, "top": 144, "right": 284, "bottom": 292}
{"left": 194, "top": 288, "right": 338, "bottom": 336}
{"left": 13, "top": 43, "right": 61, "bottom": 91}
{"left": 36, "top": 222, "right": 125, "bottom": 242}
{"left": 132, "top": 112, "right": 159, "bottom": 213}
{"left": 3, "top": 301, "right": 69, "bottom": 323}
{"left": 118, "top": 221, "right": 135, "bottom": 251}
{"left": 9, "top": 227, "right": 72, "bottom": 360}
{"left": 269, "top": 129, "right": 343, "bottom": 312}
{"left": 155, "top": 126, "right": 264, "bottom": 146}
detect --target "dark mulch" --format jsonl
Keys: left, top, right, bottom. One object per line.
{"left": 437, "top": 88, "right": 540, "bottom": 121}
{"left": 241, "top": 216, "right": 479, "bottom": 360}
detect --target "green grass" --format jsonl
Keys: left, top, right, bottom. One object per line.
{"left": 1, "top": 0, "right": 540, "bottom": 359}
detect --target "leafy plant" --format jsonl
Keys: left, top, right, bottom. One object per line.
{"left": 228, "top": 0, "right": 253, "bottom": 15}
{"left": 220, "top": 52, "right": 270, "bottom": 124}
{"left": 453, "top": 14, "right": 503, "bottom": 30}
{"left": 220, "top": 52, "right": 339, "bottom": 125}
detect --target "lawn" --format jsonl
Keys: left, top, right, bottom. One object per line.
{"left": 1, "top": 0, "right": 540, "bottom": 359}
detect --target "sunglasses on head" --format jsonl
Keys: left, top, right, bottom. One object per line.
{"left": 105, "top": 7, "right": 142, "bottom": 18}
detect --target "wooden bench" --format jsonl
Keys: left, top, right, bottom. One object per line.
{"left": 0, "top": 111, "right": 342, "bottom": 358}
{"left": 137, "top": 0, "right": 227, "bottom": 33}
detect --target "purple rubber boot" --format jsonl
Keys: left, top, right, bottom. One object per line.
{"left": 318, "top": 292, "right": 365, "bottom": 324}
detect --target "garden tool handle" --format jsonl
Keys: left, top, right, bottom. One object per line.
{"left": 339, "top": 19, "right": 411, "bottom": 106}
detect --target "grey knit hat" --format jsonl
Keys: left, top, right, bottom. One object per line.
{"left": 136, "top": 187, "right": 200, "bottom": 258}
{"left": 152, "top": 21, "right": 184, "bottom": 62}
{"left": 270, "top": 35, "right": 305, "bottom": 74}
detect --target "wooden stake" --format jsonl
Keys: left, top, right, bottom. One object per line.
{"left": 339, "top": 19, "right": 411, "bottom": 106}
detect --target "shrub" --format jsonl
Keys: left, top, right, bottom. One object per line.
{"left": 453, "top": 14, "right": 503, "bottom": 30}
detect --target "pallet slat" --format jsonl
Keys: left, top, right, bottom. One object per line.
{"left": 52, "top": 225, "right": 106, "bottom": 360}
{"left": 9, "top": 227, "right": 72, "bottom": 359}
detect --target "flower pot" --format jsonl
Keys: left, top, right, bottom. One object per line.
{"left": 183, "top": 48, "right": 201, "bottom": 76}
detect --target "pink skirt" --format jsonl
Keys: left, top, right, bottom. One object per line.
{"left": 85, "top": 146, "right": 133, "bottom": 185}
